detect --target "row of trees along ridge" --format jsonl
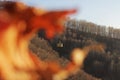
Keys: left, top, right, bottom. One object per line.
{"left": 65, "top": 19, "right": 120, "bottom": 39}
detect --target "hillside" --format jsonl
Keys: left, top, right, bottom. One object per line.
{"left": 39, "top": 20, "right": 120, "bottom": 80}
{"left": 29, "top": 35, "right": 100, "bottom": 80}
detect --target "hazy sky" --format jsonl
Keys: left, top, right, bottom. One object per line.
{"left": 22, "top": 0, "right": 120, "bottom": 28}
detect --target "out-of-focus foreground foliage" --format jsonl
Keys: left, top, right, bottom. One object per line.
{"left": 0, "top": 1, "right": 84, "bottom": 80}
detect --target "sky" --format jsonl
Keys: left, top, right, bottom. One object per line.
{"left": 21, "top": 0, "right": 120, "bottom": 28}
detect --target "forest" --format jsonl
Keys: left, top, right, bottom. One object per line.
{"left": 37, "top": 19, "right": 120, "bottom": 80}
